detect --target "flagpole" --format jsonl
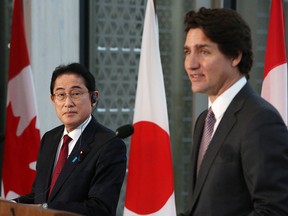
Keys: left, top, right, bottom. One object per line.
{"left": 0, "top": 1, "right": 10, "bottom": 194}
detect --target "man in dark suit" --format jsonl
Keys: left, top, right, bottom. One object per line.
{"left": 183, "top": 7, "right": 288, "bottom": 216}
{"left": 15, "top": 63, "right": 127, "bottom": 216}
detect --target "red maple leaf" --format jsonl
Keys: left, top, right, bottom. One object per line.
{"left": 2, "top": 103, "right": 40, "bottom": 197}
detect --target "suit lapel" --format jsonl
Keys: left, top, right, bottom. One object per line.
{"left": 191, "top": 110, "right": 207, "bottom": 192}
{"left": 193, "top": 111, "right": 237, "bottom": 196}
{"left": 40, "top": 127, "right": 63, "bottom": 200}
{"left": 48, "top": 119, "right": 97, "bottom": 200}
{"left": 48, "top": 117, "right": 116, "bottom": 200}
{"left": 190, "top": 83, "right": 252, "bottom": 211}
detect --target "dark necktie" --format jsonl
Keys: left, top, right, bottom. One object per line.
{"left": 197, "top": 108, "right": 216, "bottom": 175}
{"left": 49, "top": 134, "right": 72, "bottom": 196}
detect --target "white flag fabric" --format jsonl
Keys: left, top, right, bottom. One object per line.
{"left": 261, "top": 0, "right": 287, "bottom": 126}
{"left": 124, "top": 0, "right": 177, "bottom": 215}
{"left": 2, "top": 0, "right": 40, "bottom": 199}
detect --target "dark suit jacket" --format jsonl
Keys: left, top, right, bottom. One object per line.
{"left": 189, "top": 83, "right": 288, "bottom": 216}
{"left": 17, "top": 116, "right": 127, "bottom": 216}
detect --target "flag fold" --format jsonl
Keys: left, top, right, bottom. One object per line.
{"left": 124, "top": 0, "right": 176, "bottom": 215}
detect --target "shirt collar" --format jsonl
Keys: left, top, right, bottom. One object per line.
{"left": 209, "top": 77, "right": 247, "bottom": 120}
{"left": 63, "top": 115, "right": 92, "bottom": 141}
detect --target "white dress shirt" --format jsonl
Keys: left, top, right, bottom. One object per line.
{"left": 209, "top": 77, "right": 247, "bottom": 136}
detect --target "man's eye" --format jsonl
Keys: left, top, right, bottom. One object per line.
{"left": 58, "top": 93, "right": 65, "bottom": 97}
{"left": 201, "top": 50, "right": 209, "bottom": 55}
{"left": 71, "top": 92, "right": 81, "bottom": 96}
{"left": 184, "top": 49, "right": 191, "bottom": 55}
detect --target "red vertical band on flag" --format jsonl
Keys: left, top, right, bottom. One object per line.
{"left": 8, "top": 0, "right": 29, "bottom": 80}
{"left": 2, "top": 0, "right": 40, "bottom": 198}
{"left": 261, "top": 0, "right": 287, "bottom": 126}
{"left": 263, "top": 0, "right": 287, "bottom": 78}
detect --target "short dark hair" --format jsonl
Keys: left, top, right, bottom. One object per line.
{"left": 184, "top": 7, "right": 253, "bottom": 75}
{"left": 50, "top": 63, "right": 96, "bottom": 95}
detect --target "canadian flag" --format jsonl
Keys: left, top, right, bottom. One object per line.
{"left": 2, "top": 0, "right": 40, "bottom": 199}
{"left": 124, "top": 0, "right": 177, "bottom": 215}
{"left": 261, "top": 0, "right": 287, "bottom": 126}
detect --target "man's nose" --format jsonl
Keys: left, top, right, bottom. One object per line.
{"left": 186, "top": 53, "right": 199, "bottom": 70}
{"left": 64, "top": 94, "right": 74, "bottom": 105}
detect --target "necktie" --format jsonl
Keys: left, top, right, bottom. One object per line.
{"left": 197, "top": 108, "right": 216, "bottom": 175}
{"left": 49, "top": 134, "right": 72, "bottom": 196}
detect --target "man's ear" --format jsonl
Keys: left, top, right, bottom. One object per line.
{"left": 50, "top": 94, "right": 55, "bottom": 103}
{"left": 232, "top": 52, "right": 242, "bottom": 67}
{"left": 91, "top": 91, "right": 99, "bottom": 107}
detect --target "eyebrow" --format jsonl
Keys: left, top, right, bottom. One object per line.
{"left": 195, "top": 44, "right": 213, "bottom": 49}
{"left": 54, "top": 86, "right": 83, "bottom": 92}
{"left": 184, "top": 45, "right": 190, "bottom": 50}
{"left": 184, "top": 43, "right": 213, "bottom": 50}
